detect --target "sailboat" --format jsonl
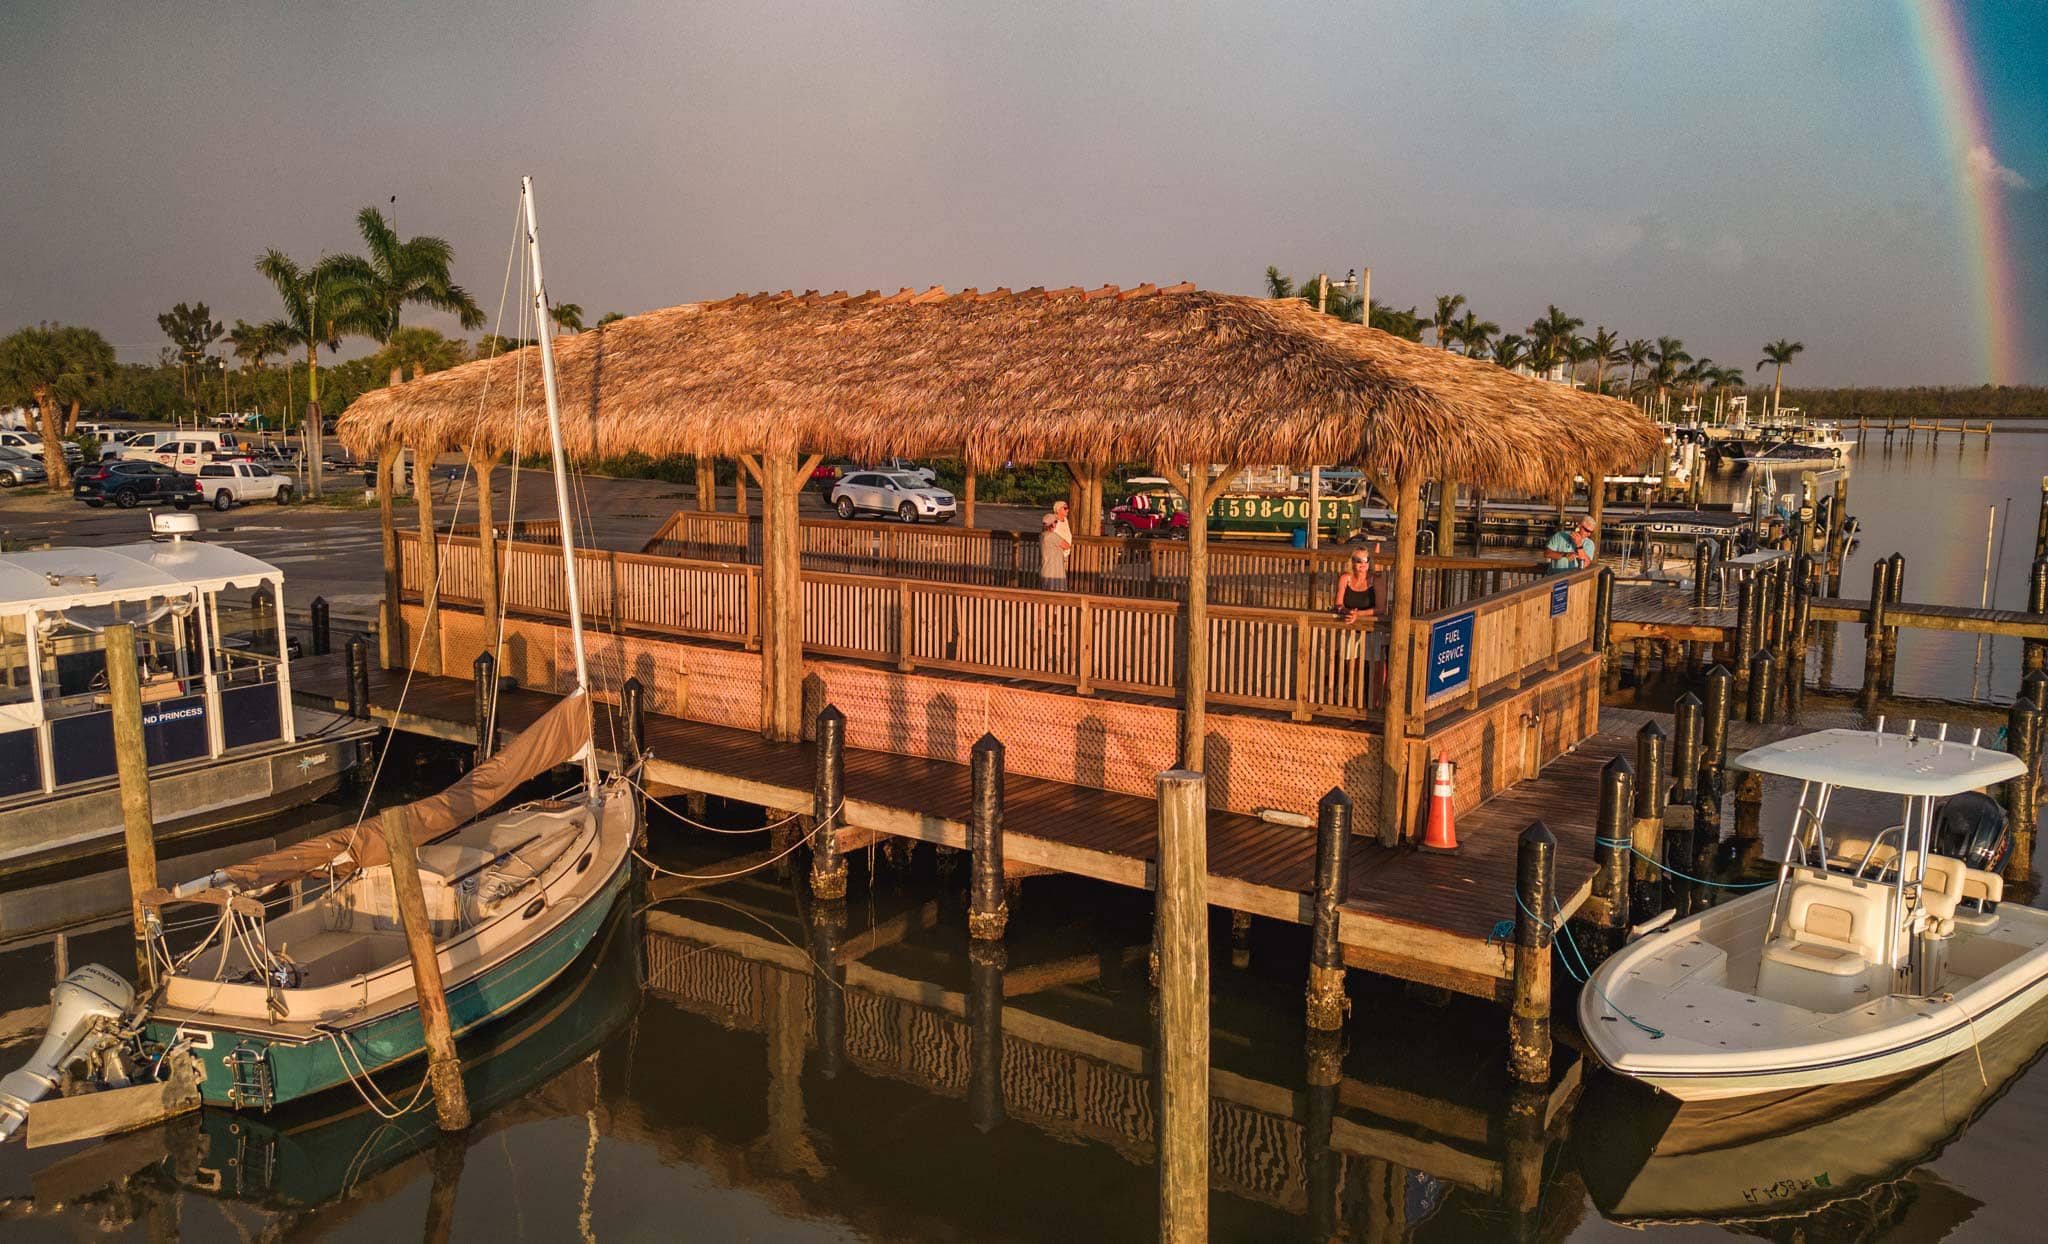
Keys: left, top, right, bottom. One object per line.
{"left": 0, "top": 177, "right": 636, "bottom": 1137}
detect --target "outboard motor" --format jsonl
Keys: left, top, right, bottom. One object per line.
{"left": 1934, "top": 791, "right": 2011, "bottom": 875}
{"left": 0, "top": 964, "right": 135, "bottom": 1143}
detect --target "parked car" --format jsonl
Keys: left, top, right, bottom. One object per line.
{"left": 830, "top": 471, "right": 956, "bottom": 523}
{"left": 116, "top": 430, "right": 246, "bottom": 473}
{"left": 0, "top": 446, "right": 49, "bottom": 487}
{"left": 0, "top": 430, "right": 83, "bottom": 466}
{"left": 195, "top": 460, "right": 293, "bottom": 509}
{"left": 72, "top": 461, "right": 201, "bottom": 509}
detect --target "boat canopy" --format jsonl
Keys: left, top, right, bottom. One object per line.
{"left": 1730, "top": 727, "right": 2023, "bottom": 796}
{"left": 0, "top": 542, "right": 279, "bottom": 617}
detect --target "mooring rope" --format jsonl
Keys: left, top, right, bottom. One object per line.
{"left": 625, "top": 774, "right": 812, "bottom": 835}
{"left": 1595, "top": 835, "right": 1774, "bottom": 889}
{"left": 1505, "top": 890, "right": 1666, "bottom": 1039}
{"left": 629, "top": 802, "right": 836, "bottom": 885}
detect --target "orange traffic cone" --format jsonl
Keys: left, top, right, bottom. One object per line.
{"left": 1422, "top": 752, "right": 1459, "bottom": 851}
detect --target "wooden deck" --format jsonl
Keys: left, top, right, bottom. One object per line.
{"left": 295, "top": 653, "right": 1610, "bottom": 999}
{"left": 1609, "top": 582, "right": 1737, "bottom": 644}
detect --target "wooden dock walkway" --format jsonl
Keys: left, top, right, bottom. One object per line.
{"left": 294, "top": 652, "right": 1612, "bottom": 1000}
{"left": 1609, "top": 582, "right": 1737, "bottom": 644}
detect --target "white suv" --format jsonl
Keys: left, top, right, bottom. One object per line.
{"left": 195, "top": 460, "right": 293, "bottom": 509}
{"left": 830, "top": 471, "right": 956, "bottom": 523}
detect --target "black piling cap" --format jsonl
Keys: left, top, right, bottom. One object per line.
{"left": 2024, "top": 671, "right": 2048, "bottom": 712}
{"left": 1519, "top": 818, "right": 1557, "bottom": 849}
{"left": 1636, "top": 719, "right": 1665, "bottom": 743}
{"left": 972, "top": 732, "right": 1005, "bottom": 758}
{"left": 473, "top": 649, "right": 495, "bottom": 672}
{"left": 816, "top": 703, "right": 845, "bottom": 727}
{"left": 1318, "top": 787, "right": 1352, "bottom": 813}
{"left": 621, "top": 674, "right": 643, "bottom": 694}
{"left": 1674, "top": 690, "right": 1702, "bottom": 712}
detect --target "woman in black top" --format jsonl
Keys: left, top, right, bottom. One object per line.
{"left": 1336, "top": 546, "right": 1378, "bottom": 621}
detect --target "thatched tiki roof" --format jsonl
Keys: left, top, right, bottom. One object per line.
{"left": 339, "top": 284, "right": 1660, "bottom": 493}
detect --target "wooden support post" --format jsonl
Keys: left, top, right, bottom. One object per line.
{"left": 1305, "top": 788, "right": 1352, "bottom": 1032}
{"left": 1733, "top": 577, "right": 1757, "bottom": 684}
{"left": 1167, "top": 463, "right": 1235, "bottom": 772}
{"left": 1593, "top": 566, "right": 1614, "bottom": 653}
{"left": 621, "top": 676, "right": 646, "bottom": 835}
{"left": 310, "top": 596, "right": 331, "bottom": 656}
{"left": 2036, "top": 477, "right": 2048, "bottom": 562}
{"left": 1380, "top": 470, "right": 1424, "bottom": 845}
{"left": 346, "top": 634, "right": 371, "bottom": 720}
{"left": 471, "top": 451, "right": 501, "bottom": 646}
{"left": 411, "top": 444, "right": 443, "bottom": 675}
{"left": 759, "top": 453, "right": 811, "bottom": 741}
{"left": 1881, "top": 552, "right": 1905, "bottom": 693}
{"left": 962, "top": 465, "right": 977, "bottom": 528}
{"left": 968, "top": 734, "right": 1008, "bottom": 940}
{"left": 1862, "top": 558, "right": 1890, "bottom": 709}
{"left": 376, "top": 806, "right": 471, "bottom": 1131}
{"left": 695, "top": 457, "right": 716, "bottom": 512}
{"left": 1469, "top": 488, "right": 1485, "bottom": 555}
{"left": 378, "top": 439, "right": 402, "bottom": 669}
{"left": 2005, "top": 698, "right": 2041, "bottom": 884}
{"left": 1509, "top": 820, "right": 1555, "bottom": 1085}
{"left": 1630, "top": 722, "right": 1666, "bottom": 924}
{"left": 1765, "top": 561, "right": 1790, "bottom": 668}
{"left": 1436, "top": 480, "right": 1458, "bottom": 596}
{"left": 1155, "top": 769, "right": 1210, "bottom": 1243}
{"left": 1591, "top": 756, "right": 1634, "bottom": 948}
{"left": 1827, "top": 476, "right": 1850, "bottom": 592}
{"left": 472, "top": 650, "right": 497, "bottom": 765}
{"left": 809, "top": 704, "right": 847, "bottom": 899}
{"left": 1747, "top": 649, "right": 1777, "bottom": 724}
{"left": 1692, "top": 543, "right": 1711, "bottom": 608}
{"left": 967, "top": 934, "right": 1006, "bottom": 1133}
{"left": 106, "top": 624, "right": 158, "bottom": 974}
{"left": 1670, "top": 692, "right": 1702, "bottom": 805}
{"left": 1703, "top": 663, "right": 1732, "bottom": 789}
{"left": 2026, "top": 557, "right": 2048, "bottom": 677}
{"left": 1229, "top": 909, "right": 1252, "bottom": 970}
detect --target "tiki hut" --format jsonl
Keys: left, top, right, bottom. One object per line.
{"left": 340, "top": 283, "right": 1660, "bottom": 837}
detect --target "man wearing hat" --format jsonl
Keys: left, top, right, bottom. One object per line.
{"left": 1545, "top": 515, "right": 1598, "bottom": 573}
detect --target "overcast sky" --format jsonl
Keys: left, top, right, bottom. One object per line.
{"left": 4, "top": 1, "right": 2043, "bottom": 386}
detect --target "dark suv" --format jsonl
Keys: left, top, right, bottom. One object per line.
{"left": 72, "top": 461, "right": 201, "bottom": 509}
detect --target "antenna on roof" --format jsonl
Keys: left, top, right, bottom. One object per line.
{"left": 150, "top": 512, "right": 199, "bottom": 544}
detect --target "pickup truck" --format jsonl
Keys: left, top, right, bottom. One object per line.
{"left": 193, "top": 460, "right": 293, "bottom": 509}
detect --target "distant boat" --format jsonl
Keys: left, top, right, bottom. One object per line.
{"left": 0, "top": 515, "right": 377, "bottom": 879}
{"left": 0, "top": 176, "right": 637, "bottom": 1139}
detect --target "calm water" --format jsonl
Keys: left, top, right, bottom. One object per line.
{"left": 3, "top": 438, "right": 2047, "bottom": 1240}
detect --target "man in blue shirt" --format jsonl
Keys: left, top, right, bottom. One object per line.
{"left": 1545, "top": 516, "right": 1598, "bottom": 573}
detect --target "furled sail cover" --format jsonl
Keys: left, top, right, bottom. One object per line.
{"left": 218, "top": 690, "right": 594, "bottom": 891}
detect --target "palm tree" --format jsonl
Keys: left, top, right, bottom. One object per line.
{"left": 1528, "top": 305, "right": 1583, "bottom": 382}
{"left": 1559, "top": 335, "right": 1596, "bottom": 388}
{"left": 327, "top": 206, "right": 484, "bottom": 355}
{"left": 0, "top": 323, "right": 110, "bottom": 487}
{"left": 1584, "top": 327, "right": 1623, "bottom": 395}
{"left": 1677, "top": 357, "right": 1716, "bottom": 413}
{"left": 157, "top": 302, "right": 224, "bottom": 404}
{"left": 596, "top": 311, "right": 626, "bottom": 327}
{"left": 1451, "top": 310, "right": 1498, "bottom": 358}
{"left": 380, "top": 326, "right": 469, "bottom": 379}
{"left": 549, "top": 303, "right": 585, "bottom": 334}
{"left": 1432, "top": 293, "right": 1467, "bottom": 349}
{"left": 1264, "top": 266, "right": 1295, "bottom": 300}
{"left": 227, "top": 319, "right": 288, "bottom": 372}
{"left": 1489, "top": 334, "right": 1527, "bottom": 370}
{"left": 1646, "top": 337, "right": 1691, "bottom": 417}
{"left": 256, "top": 249, "right": 364, "bottom": 497}
{"left": 1756, "top": 338, "right": 1805, "bottom": 416}
{"left": 1620, "top": 338, "right": 1654, "bottom": 401}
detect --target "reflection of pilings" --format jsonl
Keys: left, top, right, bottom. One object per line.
{"left": 764, "top": 967, "right": 819, "bottom": 1175}
{"left": 1304, "top": 1029, "right": 1344, "bottom": 1242}
{"left": 969, "top": 734, "right": 1008, "bottom": 940}
{"left": 422, "top": 1132, "right": 469, "bottom": 1244}
{"left": 968, "top": 941, "right": 1006, "bottom": 1133}
{"left": 1501, "top": 1083, "right": 1547, "bottom": 1244}
{"left": 808, "top": 899, "right": 846, "bottom": 1080}
{"left": 810, "top": 705, "right": 847, "bottom": 899}
{"left": 1305, "top": 788, "right": 1353, "bottom": 1032}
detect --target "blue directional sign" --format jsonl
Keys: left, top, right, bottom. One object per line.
{"left": 1551, "top": 580, "right": 1570, "bottom": 617}
{"left": 1428, "top": 610, "right": 1475, "bottom": 696}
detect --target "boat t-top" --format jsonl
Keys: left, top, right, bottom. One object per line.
{"left": 1583, "top": 723, "right": 2048, "bottom": 1101}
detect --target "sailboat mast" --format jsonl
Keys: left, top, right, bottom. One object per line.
{"left": 521, "top": 176, "right": 599, "bottom": 790}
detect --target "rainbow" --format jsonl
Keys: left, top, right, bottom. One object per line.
{"left": 1904, "top": 0, "right": 2023, "bottom": 383}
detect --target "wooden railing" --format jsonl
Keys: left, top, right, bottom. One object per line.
{"left": 404, "top": 532, "right": 1382, "bottom": 719}
{"left": 643, "top": 509, "right": 1545, "bottom": 613}
{"left": 403, "top": 532, "right": 1586, "bottom": 726}
{"left": 1409, "top": 567, "right": 1597, "bottom": 723}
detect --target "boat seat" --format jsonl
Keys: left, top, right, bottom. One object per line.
{"left": 1758, "top": 873, "right": 1893, "bottom": 1011}
{"left": 1831, "top": 832, "right": 1902, "bottom": 878}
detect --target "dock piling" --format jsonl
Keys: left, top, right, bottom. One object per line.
{"left": 1630, "top": 721, "right": 1666, "bottom": 923}
{"left": 472, "top": 650, "right": 497, "bottom": 764}
{"left": 2027, "top": 558, "right": 2048, "bottom": 677}
{"left": 1509, "top": 820, "right": 1556, "bottom": 1085}
{"left": 346, "top": 635, "right": 371, "bottom": 720}
{"left": 1593, "top": 566, "right": 1614, "bottom": 655}
{"left": 809, "top": 705, "right": 848, "bottom": 900}
{"left": 1305, "top": 788, "right": 1353, "bottom": 1032}
{"left": 1747, "top": 649, "right": 1777, "bottom": 724}
{"left": 1692, "top": 543, "right": 1711, "bottom": 608}
{"left": 1591, "top": 756, "right": 1634, "bottom": 949}
{"left": 1881, "top": 552, "right": 1905, "bottom": 692}
{"left": 310, "top": 596, "right": 331, "bottom": 656}
{"left": 1670, "top": 692, "right": 1702, "bottom": 805}
{"left": 1862, "top": 558, "right": 1890, "bottom": 708}
{"left": 621, "top": 676, "right": 646, "bottom": 833}
{"left": 1154, "top": 769, "right": 1211, "bottom": 1242}
{"left": 1702, "top": 663, "right": 1732, "bottom": 789}
{"left": 2005, "top": 698, "right": 2042, "bottom": 883}
{"left": 106, "top": 624, "right": 158, "bottom": 978}
{"left": 376, "top": 806, "right": 471, "bottom": 1131}
{"left": 968, "top": 734, "right": 1008, "bottom": 941}
{"left": 1733, "top": 577, "right": 1757, "bottom": 683}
